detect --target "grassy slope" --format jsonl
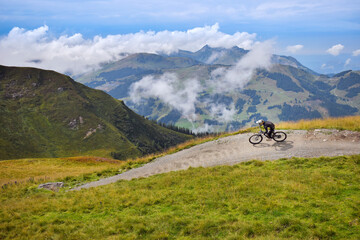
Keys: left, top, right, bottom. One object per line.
{"left": 0, "top": 65, "right": 192, "bottom": 160}
{"left": 1, "top": 155, "right": 359, "bottom": 239}
{"left": 1, "top": 116, "right": 359, "bottom": 239}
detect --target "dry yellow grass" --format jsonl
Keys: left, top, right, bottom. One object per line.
{"left": 0, "top": 156, "right": 121, "bottom": 186}
{"left": 277, "top": 115, "right": 360, "bottom": 131}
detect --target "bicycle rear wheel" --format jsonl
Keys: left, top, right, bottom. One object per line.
{"left": 273, "top": 131, "right": 287, "bottom": 142}
{"left": 249, "top": 134, "right": 263, "bottom": 144}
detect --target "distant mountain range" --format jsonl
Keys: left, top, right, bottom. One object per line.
{"left": 0, "top": 65, "right": 192, "bottom": 160}
{"left": 77, "top": 46, "right": 360, "bottom": 132}
{"left": 167, "top": 45, "right": 318, "bottom": 75}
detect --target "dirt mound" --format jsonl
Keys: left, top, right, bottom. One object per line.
{"left": 305, "top": 129, "right": 360, "bottom": 142}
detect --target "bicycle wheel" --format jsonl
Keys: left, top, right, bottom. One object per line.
{"left": 249, "top": 134, "right": 263, "bottom": 144}
{"left": 273, "top": 131, "right": 287, "bottom": 142}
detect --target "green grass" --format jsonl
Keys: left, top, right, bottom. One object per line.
{"left": 1, "top": 155, "right": 359, "bottom": 239}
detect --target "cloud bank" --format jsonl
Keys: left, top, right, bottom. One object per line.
{"left": 130, "top": 73, "right": 201, "bottom": 121}
{"left": 0, "top": 24, "right": 257, "bottom": 75}
{"left": 326, "top": 44, "right": 344, "bottom": 56}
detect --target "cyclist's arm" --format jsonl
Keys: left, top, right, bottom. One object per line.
{"left": 259, "top": 125, "right": 264, "bottom": 132}
{"left": 264, "top": 126, "right": 269, "bottom": 134}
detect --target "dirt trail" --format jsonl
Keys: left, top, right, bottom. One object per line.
{"left": 72, "top": 129, "right": 360, "bottom": 191}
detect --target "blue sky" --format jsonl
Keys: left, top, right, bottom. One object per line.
{"left": 0, "top": 0, "right": 359, "bottom": 74}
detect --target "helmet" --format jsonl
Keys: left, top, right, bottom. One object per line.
{"left": 256, "top": 119, "right": 264, "bottom": 125}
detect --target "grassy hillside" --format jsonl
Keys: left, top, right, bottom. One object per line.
{"left": 1, "top": 155, "right": 359, "bottom": 239}
{"left": 0, "top": 65, "right": 192, "bottom": 160}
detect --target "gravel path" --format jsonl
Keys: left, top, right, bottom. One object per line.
{"left": 72, "top": 129, "right": 360, "bottom": 191}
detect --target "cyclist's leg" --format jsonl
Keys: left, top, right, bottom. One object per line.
{"left": 265, "top": 127, "right": 271, "bottom": 138}
{"left": 269, "top": 128, "right": 274, "bottom": 138}
{"left": 264, "top": 128, "right": 268, "bottom": 137}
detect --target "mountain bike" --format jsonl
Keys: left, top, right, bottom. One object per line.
{"left": 249, "top": 127, "right": 287, "bottom": 144}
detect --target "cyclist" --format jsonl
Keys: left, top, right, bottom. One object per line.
{"left": 256, "top": 119, "right": 275, "bottom": 139}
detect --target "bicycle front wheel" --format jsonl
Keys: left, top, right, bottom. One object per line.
{"left": 249, "top": 134, "right": 263, "bottom": 144}
{"left": 273, "top": 131, "right": 287, "bottom": 142}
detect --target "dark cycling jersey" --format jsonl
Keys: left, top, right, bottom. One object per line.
{"left": 263, "top": 121, "right": 275, "bottom": 137}
{"left": 263, "top": 121, "right": 275, "bottom": 130}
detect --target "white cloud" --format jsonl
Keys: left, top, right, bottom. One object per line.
{"left": 209, "top": 103, "right": 237, "bottom": 123}
{"left": 326, "top": 44, "right": 344, "bottom": 56}
{"left": 286, "top": 44, "right": 303, "bottom": 53}
{"left": 129, "top": 73, "right": 202, "bottom": 121}
{"left": 353, "top": 49, "right": 360, "bottom": 56}
{"left": 345, "top": 58, "right": 351, "bottom": 66}
{"left": 210, "top": 40, "right": 274, "bottom": 93}
{"left": 206, "top": 51, "right": 226, "bottom": 64}
{"left": 191, "top": 124, "right": 213, "bottom": 134}
{"left": 0, "top": 24, "right": 257, "bottom": 75}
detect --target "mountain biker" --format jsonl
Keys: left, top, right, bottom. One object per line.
{"left": 256, "top": 119, "right": 275, "bottom": 139}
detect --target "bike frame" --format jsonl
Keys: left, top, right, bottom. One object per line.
{"left": 258, "top": 126, "right": 271, "bottom": 138}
